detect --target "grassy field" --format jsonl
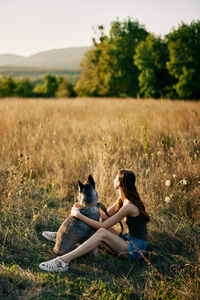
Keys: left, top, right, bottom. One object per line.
{"left": 0, "top": 98, "right": 199, "bottom": 299}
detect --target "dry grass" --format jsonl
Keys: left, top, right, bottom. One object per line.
{"left": 0, "top": 98, "right": 199, "bottom": 299}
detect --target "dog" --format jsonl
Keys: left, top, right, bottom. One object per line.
{"left": 53, "top": 175, "right": 100, "bottom": 255}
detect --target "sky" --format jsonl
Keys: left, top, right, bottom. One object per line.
{"left": 0, "top": 0, "right": 200, "bottom": 56}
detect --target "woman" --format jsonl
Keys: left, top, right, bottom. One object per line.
{"left": 39, "top": 169, "right": 150, "bottom": 272}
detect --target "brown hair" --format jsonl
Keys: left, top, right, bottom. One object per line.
{"left": 115, "top": 169, "right": 150, "bottom": 222}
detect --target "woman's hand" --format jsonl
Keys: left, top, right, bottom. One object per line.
{"left": 70, "top": 203, "right": 81, "bottom": 218}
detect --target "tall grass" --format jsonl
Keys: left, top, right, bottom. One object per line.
{"left": 0, "top": 98, "right": 199, "bottom": 299}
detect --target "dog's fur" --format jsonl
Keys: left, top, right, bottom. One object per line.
{"left": 53, "top": 175, "right": 100, "bottom": 255}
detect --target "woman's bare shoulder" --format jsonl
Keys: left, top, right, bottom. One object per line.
{"left": 123, "top": 202, "right": 140, "bottom": 217}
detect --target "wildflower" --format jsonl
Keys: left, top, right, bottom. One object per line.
{"left": 180, "top": 179, "right": 188, "bottom": 185}
{"left": 165, "top": 180, "right": 171, "bottom": 187}
{"left": 173, "top": 174, "right": 176, "bottom": 179}
{"left": 164, "top": 196, "right": 171, "bottom": 203}
{"left": 19, "top": 189, "right": 23, "bottom": 196}
{"left": 33, "top": 214, "right": 39, "bottom": 221}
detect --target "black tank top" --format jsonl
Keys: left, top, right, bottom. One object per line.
{"left": 126, "top": 215, "right": 148, "bottom": 241}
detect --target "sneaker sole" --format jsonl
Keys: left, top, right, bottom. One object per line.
{"left": 42, "top": 232, "right": 56, "bottom": 242}
{"left": 39, "top": 263, "right": 68, "bottom": 272}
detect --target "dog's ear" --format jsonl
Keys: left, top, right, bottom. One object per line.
{"left": 78, "top": 180, "right": 84, "bottom": 192}
{"left": 87, "top": 175, "right": 95, "bottom": 188}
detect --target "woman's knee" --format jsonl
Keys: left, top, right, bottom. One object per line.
{"left": 96, "top": 228, "right": 108, "bottom": 239}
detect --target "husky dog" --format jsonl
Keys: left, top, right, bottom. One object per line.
{"left": 53, "top": 175, "right": 100, "bottom": 255}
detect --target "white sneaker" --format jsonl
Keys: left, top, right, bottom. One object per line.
{"left": 39, "top": 257, "right": 68, "bottom": 272}
{"left": 42, "top": 231, "right": 56, "bottom": 242}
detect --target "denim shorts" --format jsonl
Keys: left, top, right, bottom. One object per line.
{"left": 120, "top": 233, "right": 149, "bottom": 261}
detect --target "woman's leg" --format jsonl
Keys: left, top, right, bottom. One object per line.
{"left": 108, "top": 227, "right": 120, "bottom": 235}
{"left": 60, "top": 228, "right": 128, "bottom": 263}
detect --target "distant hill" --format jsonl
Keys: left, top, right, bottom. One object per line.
{"left": 0, "top": 54, "right": 25, "bottom": 66}
{"left": 0, "top": 47, "right": 90, "bottom": 69}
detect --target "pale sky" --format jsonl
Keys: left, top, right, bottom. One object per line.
{"left": 0, "top": 0, "right": 200, "bottom": 56}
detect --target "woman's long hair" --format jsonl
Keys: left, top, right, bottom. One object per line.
{"left": 115, "top": 169, "right": 150, "bottom": 222}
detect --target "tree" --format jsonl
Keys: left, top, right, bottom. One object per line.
{"left": 74, "top": 48, "right": 100, "bottom": 96}
{"left": 108, "top": 19, "right": 148, "bottom": 97}
{"left": 0, "top": 75, "right": 16, "bottom": 97}
{"left": 134, "top": 34, "right": 176, "bottom": 98}
{"left": 33, "top": 83, "right": 46, "bottom": 97}
{"left": 75, "top": 18, "right": 148, "bottom": 97}
{"left": 56, "top": 76, "right": 76, "bottom": 98}
{"left": 15, "top": 78, "right": 34, "bottom": 97}
{"left": 166, "top": 21, "right": 200, "bottom": 99}
{"left": 43, "top": 74, "right": 59, "bottom": 97}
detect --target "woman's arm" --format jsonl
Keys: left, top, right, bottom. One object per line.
{"left": 71, "top": 204, "right": 132, "bottom": 230}
{"left": 100, "top": 200, "right": 118, "bottom": 221}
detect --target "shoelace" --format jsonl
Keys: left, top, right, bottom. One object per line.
{"left": 43, "top": 258, "right": 62, "bottom": 270}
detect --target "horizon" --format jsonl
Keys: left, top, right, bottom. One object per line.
{"left": 1, "top": 0, "right": 200, "bottom": 56}
{"left": 1, "top": 46, "right": 91, "bottom": 57}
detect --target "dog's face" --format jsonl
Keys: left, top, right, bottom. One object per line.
{"left": 77, "top": 175, "right": 98, "bottom": 205}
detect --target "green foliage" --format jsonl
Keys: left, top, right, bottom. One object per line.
{"left": 56, "top": 76, "right": 69, "bottom": 98}
{"left": 166, "top": 21, "right": 200, "bottom": 99}
{"left": 76, "top": 19, "right": 200, "bottom": 100}
{"left": 0, "top": 75, "right": 16, "bottom": 97}
{"left": 134, "top": 34, "right": 176, "bottom": 98}
{"left": 56, "top": 76, "right": 77, "bottom": 98}
{"left": 15, "top": 78, "right": 34, "bottom": 97}
{"left": 109, "top": 19, "right": 148, "bottom": 97}
{"left": 33, "top": 82, "right": 46, "bottom": 97}
{"left": 75, "top": 39, "right": 117, "bottom": 97}
{"left": 75, "top": 18, "right": 148, "bottom": 97}
{"left": 0, "top": 74, "right": 76, "bottom": 98}
{"left": 43, "top": 75, "right": 59, "bottom": 97}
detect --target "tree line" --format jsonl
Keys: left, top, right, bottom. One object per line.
{"left": 0, "top": 75, "right": 76, "bottom": 98}
{"left": 75, "top": 18, "right": 200, "bottom": 100}
{"left": 1, "top": 18, "right": 200, "bottom": 100}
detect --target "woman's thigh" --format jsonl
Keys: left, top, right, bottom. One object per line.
{"left": 99, "top": 228, "right": 128, "bottom": 256}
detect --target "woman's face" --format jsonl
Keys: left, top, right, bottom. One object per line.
{"left": 113, "top": 173, "right": 120, "bottom": 190}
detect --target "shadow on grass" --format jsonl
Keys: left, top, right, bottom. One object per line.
{"left": 1, "top": 223, "right": 199, "bottom": 300}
